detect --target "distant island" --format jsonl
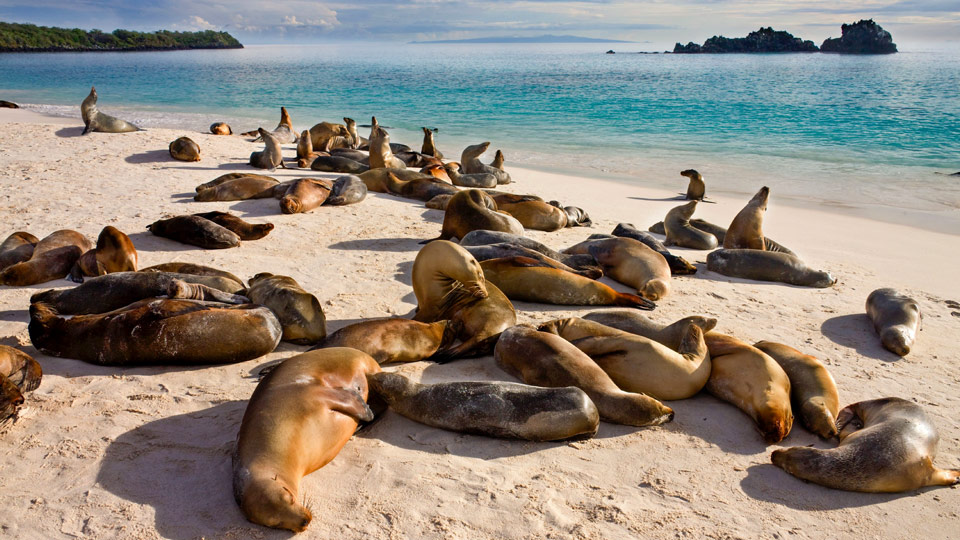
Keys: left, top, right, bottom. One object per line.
{"left": 411, "top": 34, "right": 632, "bottom": 44}
{"left": 673, "top": 20, "right": 896, "bottom": 54}
{"left": 0, "top": 22, "right": 242, "bottom": 52}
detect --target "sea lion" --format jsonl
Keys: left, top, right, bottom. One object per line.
{"left": 463, "top": 243, "right": 601, "bottom": 279}
{"left": 539, "top": 317, "right": 710, "bottom": 401}
{"left": 421, "top": 127, "right": 443, "bottom": 159}
{"left": 368, "top": 127, "right": 407, "bottom": 169}
{"left": 444, "top": 163, "right": 497, "bottom": 188}
{"left": 312, "top": 318, "right": 456, "bottom": 364}
{"left": 494, "top": 325, "right": 673, "bottom": 426}
{"left": 724, "top": 186, "right": 769, "bottom": 250}
{"left": 384, "top": 172, "right": 459, "bottom": 203}
{"left": 459, "top": 230, "right": 602, "bottom": 277}
{"left": 139, "top": 263, "right": 243, "bottom": 288}
{"left": 648, "top": 219, "right": 795, "bottom": 255}
{"left": 280, "top": 178, "right": 333, "bottom": 214}
{"left": 421, "top": 163, "right": 452, "bottom": 182}
{"left": 771, "top": 397, "right": 960, "bottom": 493}
{"left": 245, "top": 273, "right": 326, "bottom": 345}
{"left": 210, "top": 122, "right": 232, "bottom": 135}
{"left": 358, "top": 168, "right": 431, "bottom": 193}
{"left": 194, "top": 175, "right": 280, "bottom": 202}
{"left": 329, "top": 148, "right": 369, "bottom": 163}
{"left": 296, "top": 129, "right": 323, "bottom": 168}
{"left": 270, "top": 107, "right": 298, "bottom": 143}
{"left": 754, "top": 341, "right": 839, "bottom": 439}
{"left": 432, "top": 189, "right": 524, "bottom": 242}
{"left": 195, "top": 173, "right": 277, "bottom": 193}
{"left": 326, "top": 175, "right": 367, "bottom": 206}
{"left": 564, "top": 237, "right": 671, "bottom": 301}
{"left": 0, "top": 232, "right": 39, "bottom": 271}
{"left": 0, "top": 230, "right": 92, "bottom": 287}
{"left": 681, "top": 169, "right": 705, "bottom": 201}
{"left": 609, "top": 223, "right": 697, "bottom": 275}
{"left": 582, "top": 310, "right": 718, "bottom": 350}
{"left": 866, "top": 288, "right": 921, "bottom": 356}
{"left": 547, "top": 201, "right": 592, "bottom": 228}
{"left": 396, "top": 151, "right": 439, "bottom": 169}
{"left": 191, "top": 212, "right": 274, "bottom": 241}
{"left": 249, "top": 128, "right": 285, "bottom": 170}
{"left": 343, "top": 117, "right": 360, "bottom": 149}
{"left": 462, "top": 142, "right": 511, "bottom": 184}
{"left": 310, "top": 155, "right": 369, "bottom": 174}
{"left": 663, "top": 200, "right": 718, "bottom": 250}
{"left": 491, "top": 149, "right": 504, "bottom": 170}
{"left": 479, "top": 257, "right": 654, "bottom": 309}
{"left": 425, "top": 194, "right": 453, "bottom": 210}
{"left": 369, "top": 372, "right": 600, "bottom": 441}
{"left": 147, "top": 215, "right": 240, "bottom": 249}
{"left": 233, "top": 348, "right": 380, "bottom": 532}
{"left": 69, "top": 225, "right": 138, "bottom": 282}
{"left": 308, "top": 121, "right": 352, "bottom": 151}
{"left": 165, "top": 278, "right": 249, "bottom": 303}
{"left": 169, "top": 136, "right": 201, "bottom": 162}
{"left": 0, "top": 345, "right": 42, "bottom": 425}
{"left": 706, "top": 249, "right": 836, "bottom": 288}
{"left": 495, "top": 198, "right": 568, "bottom": 232}
{"left": 30, "top": 298, "right": 281, "bottom": 366}
{"left": 80, "top": 86, "right": 140, "bottom": 134}
{"left": 31, "top": 271, "right": 245, "bottom": 315}
{"left": 0, "top": 100, "right": 19, "bottom": 109}
{"left": 705, "top": 333, "right": 793, "bottom": 443}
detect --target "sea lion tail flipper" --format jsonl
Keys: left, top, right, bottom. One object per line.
{"left": 321, "top": 387, "right": 375, "bottom": 424}
{"left": 926, "top": 467, "right": 960, "bottom": 487}
{"left": 613, "top": 292, "right": 657, "bottom": 311}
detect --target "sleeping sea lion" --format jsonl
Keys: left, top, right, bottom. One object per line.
{"left": 754, "top": 341, "right": 839, "bottom": 439}
{"left": 312, "top": 318, "right": 456, "bottom": 364}
{"left": 444, "top": 163, "right": 497, "bottom": 188}
{"left": 169, "top": 136, "right": 201, "bottom": 162}
{"left": 0, "top": 232, "right": 39, "bottom": 272}
{"left": 724, "top": 186, "right": 769, "bottom": 250}
{"left": 358, "top": 168, "right": 431, "bottom": 193}
{"left": 706, "top": 249, "right": 836, "bottom": 288}
{"left": 210, "top": 122, "right": 232, "bottom": 135}
{"left": 195, "top": 175, "right": 280, "bottom": 202}
{"left": 147, "top": 216, "right": 240, "bottom": 249}
{"left": 463, "top": 243, "right": 601, "bottom": 279}
{"left": 564, "top": 237, "right": 671, "bottom": 301}
{"left": 244, "top": 273, "right": 326, "bottom": 345}
{"left": 80, "top": 86, "right": 140, "bottom": 134}
{"left": 0, "top": 230, "right": 92, "bottom": 286}
{"left": 310, "top": 155, "right": 369, "bottom": 174}
{"left": 326, "top": 175, "right": 367, "bottom": 206}
{"left": 384, "top": 172, "right": 459, "bottom": 203}
{"left": 459, "top": 230, "right": 602, "bottom": 277}
{"left": 0, "top": 345, "right": 42, "bottom": 426}
{"left": 431, "top": 189, "right": 524, "bottom": 242}
{"left": 582, "top": 310, "right": 718, "bottom": 350}
{"left": 548, "top": 201, "right": 592, "bottom": 228}
{"left": 496, "top": 199, "right": 568, "bottom": 232}
{"left": 191, "top": 212, "right": 274, "bottom": 241}
{"left": 280, "top": 178, "right": 333, "bottom": 214}
{"left": 866, "top": 288, "right": 921, "bottom": 356}
{"left": 608, "top": 223, "right": 696, "bottom": 275}
{"left": 139, "top": 263, "right": 243, "bottom": 288}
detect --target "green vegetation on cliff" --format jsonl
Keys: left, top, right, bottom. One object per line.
{"left": 0, "top": 22, "right": 242, "bottom": 52}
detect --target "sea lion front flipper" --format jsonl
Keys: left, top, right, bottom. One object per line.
{"left": 0, "top": 375, "right": 25, "bottom": 425}
{"left": 925, "top": 463, "right": 960, "bottom": 487}
{"left": 318, "top": 387, "right": 374, "bottom": 424}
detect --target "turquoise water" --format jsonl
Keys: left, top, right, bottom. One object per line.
{"left": 2, "top": 43, "right": 959, "bottom": 210}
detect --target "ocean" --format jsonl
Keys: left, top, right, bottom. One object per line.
{"left": 2, "top": 43, "right": 958, "bottom": 212}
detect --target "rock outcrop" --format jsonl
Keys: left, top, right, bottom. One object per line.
{"left": 673, "top": 27, "right": 819, "bottom": 54}
{"left": 820, "top": 19, "right": 897, "bottom": 54}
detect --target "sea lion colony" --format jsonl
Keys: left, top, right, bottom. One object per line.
{"left": 0, "top": 89, "right": 955, "bottom": 533}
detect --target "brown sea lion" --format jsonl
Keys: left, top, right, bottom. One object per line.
{"left": 444, "top": 163, "right": 497, "bottom": 188}
{"left": 547, "top": 201, "right": 592, "bottom": 228}
{"left": 706, "top": 249, "right": 836, "bottom": 288}
{"left": 582, "top": 310, "right": 718, "bottom": 350}
{"left": 463, "top": 243, "right": 601, "bottom": 279}
{"left": 280, "top": 178, "right": 333, "bottom": 214}
{"left": 564, "top": 237, "right": 671, "bottom": 301}
{"left": 233, "top": 348, "right": 380, "bottom": 532}
{"left": 329, "top": 148, "right": 369, "bottom": 163}
{"left": 648, "top": 219, "right": 795, "bottom": 255}
{"left": 705, "top": 333, "right": 793, "bottom": 443}
{"left": 396, "top": 151, "right": 440, "bottom": 168}
{"left": 681, "top": 169, "right": 705, "bottom": 201}
{"left": 754, "top": 341, "right": 839, "bottom": 439}
{"left": 249, "top": 128, "right": 285, "bottom": 169}
{"left": 296, "top": 129, "right": 323, "bottom": 168}
{"left": 539, "top": 317, "right": 710, "bottom": 401}
{"left": 358, "top": 168, "right": 431, "bottom": 193}
{"left": 165, "top": 279, "right": 250, "bottom": 304}
{"left": 29, "top": 299, "right": 281, "bottom": 366}
{"left": 0, "top": 232, "right": 39, "bottom": 271}
{"left": 191, "top": 212, "right": 274, "bottom": 241}
{"left": 461, "top": 142, "right": 511, "bottom": 184}
{"left": 495, "top": 198, "right": 568, "bottom": 232}
{"left": 420, "top": 127, "right": 443, "bottom": 159}
{"left": 494, "top": 325, "right": 673, "bottom": 426}
{"left": 425, "top": 194, "right": 453, "bottom": 210}
{"left": 194, "top": 175, "right": 279, "bottom": 202}
{"left": 326, "top": 175, "right": 367, "bottom": 206}
{"left": 308, "top": 121, "right": 351, "bottom": 151}
{"left": 432, "top": 189, "right": 524, "bottom": 242}
{"left": 169, "top": 136, "right": 201, "bottom": 162}
{"left": 384, "top": 171, "right": 459, "bottom": 203}
{"left": 139, "top": 263, "right": 243, "bottom": 288}
{"left": 80, "top": 86, "right": 140, "bottom": 134}
{"left": 147, "top": 216, "right": 240, "bottom": 249}
{"left": 0, "top": 100, "right": 19, "bottom": 109}
{"left": 310, "top": 155, "right": 369, "bottom": 174}
{"left": 210, "top": 122, "right": 232, "bottom": 135}
{"left": 195, "top": 173, "right": 278, "bottom": 193}
{"left": 0, "top": 345, "right": 42, "bottom": 425}
{"left": 0, "top": 230, "right": 92, "bottom": 286}
{"left": 772, "top": 398, "right": 960, "bottom": 492}
{"left": 312, "top": 318, "right": 456, "bottom": 364}
{"left": 69, "top": 225, "right": 138, "bottom": 282}
{"left": 663, "top": 200, "right": 718, "bottom": 250}
{"left": 420, "top": 163, "right": 451, "bottom": 182}
{"left": 724, "top": 186, "right": 769, "bottom": 250}
{"left": 608, "top": 223, "right": 696, "bottom": 275}
{"left": 491, "top": 149, "right": 504, "bottom": 170}
{"left": 866, "top": 288, "right": 921, "bottom": 356}
{"left": 368, "top": 372, "right": 600, "bottom": 441}
{"left": 245, "top": 273, "right": 326, "bottom": 345}
{"left": 271, "top": 106, "right": 298, "bottom": 143}
{"left": 368, "top": 126, "right": 407, "bottom": 169}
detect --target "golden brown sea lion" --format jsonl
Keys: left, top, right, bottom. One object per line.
{"left": 866, "top": 288, "right": 921, "bottom": 356}
{"left": 233, "top": 348, "right": 380, "bottom": 532}
{"left": 494, "top": 325, "right": 673, "bottom": 426}
{"left": 491, "top": 149, "right": 504, "bottom": 170}
{"left": 358, "top": 168, "right": 431, "bottom": 193}
{"left": 463, "top": 243, "right": 601, "bottom": 279}
{"left": 0, "top": 345, "right": 42, "bottom": 426}
{"left": 582, "top": 310, "right": 717, "bottom": 350}
{"left": 80, "top": 86, "right": 140, "bottom": 134}
{"left": 244, "top": 273, "right": 326, "bottom": 345}
{"left": 460, "top": 230, "right": 602, "bottom": 277}
{"left": 0, "top": 232, "right": 39, "bottom": 271}
{"left": 681, "top": 169, "right": 705, "bottom": 200}
{"left": 194, "top": 175, "right": 279, "bottom": 202}
{"left": 724, "top": 186, "right": 769, "bottom": 250}
{"left": 607, "top": 223, "right": 696, "bottom": 275}
{"left": 210, "top": 122, "right": 232, "bottom": 135}
{"left": 706, "top": 249, "right": 836, "bottom": 288}
{"left": 296, "top": 129, "right": 324, "bottom": 168}
{"left": 69, "top": 225, "right": 138, "bottom": 282}
{"left": 496, "top": 199, "right": 568, "bottom": 231}
{"left": 0, "top": 230, "right": 92, "bottom": 286}
{"left": 191, "top": 212, "right": 274, "bottom": 241}
{"left": 169, "top": 136, "right": 201, "bottom": 162}
{"left": 147, "top": 216, "right": 240, "bottom": 249}
{"left": 384, "top": 172, "right": 459, "bottom": 202}
{"left": 368, "top": 126, "right": 407, "bottom": 169}
{"left": 705, "top": 333, "right": 793, "bottom": 443}
{"left": 195, "top": 173, "right": 278, "bottom": 193}
{"left": 313, "top": 318, "right": 456, "bottom": 364}
{"left": 772, "top": 398, "right": 960, "bottom": 492}
{"left": 280, "top": 178, "right": 333, "bottom": 214}
{"left": 249, "top": 128, "right": 285, "bottom": 169}
{"left": 564, "top": 237, "right": 671, "bottom": 301}
{"left": 754, "top": 341, "right": 839, "bottom": 439}
{"left": 420, "top": 127, "right": 443, "bottom": 159}
{"left": 663, "top": 200, "right": 718, "bottom": 250}
{"left": 420, "top": 163, "right": 452, "bottom": 182}
{"left": 433, "top": 189, "right": 524, "bottom": 242}
{"left": 308, "top": 121, "right": 351, "bottom": 151}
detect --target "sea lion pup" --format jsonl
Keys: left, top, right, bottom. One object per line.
{"left": 139, "top": 263, "right": 243, "bottom": 288}
{"left": 31, "top": 271, "right": 245, "bottom": 315}
{"left": 463, "top": 243, "right": 601, "bottom": 279}
{"left": 358, "top": 168, "right": 431, "bottom": 193}
{"left": 648, "top": 219, "right": 795, "bottom": 255}
{"left": 583, "top": 310, "right": 718, "bottom": 349}
{"left": 296, "top": 129, "right": 323, "bottom": 168}
{"left": 431, "top": 189, "right": 524, "bottom": 242}
{"left": 479, "top": 257, "right": 654, "bottom": 309}
{"left": 249, "top": 128, "right": 285, "bottom": 170}
{"left": 233, "top": 348, "right": 380, "bottom": 533}
{"left": 195, "top": 173, "right": 278, "bottom": 193}
{"left": 29, "top": 298, "right": 281, "bottom": 366}
{"left": 195, "top": 175, "right": 280, "bottom": 202}
{"left": 326, "top": 175, "right": 367, "bottom": 206}
{"left": 663, "top": 200, "right": 718, "bottom": 250}
{"left": 609, "top": 223, "right": 696, "bottom": 275}
{"left": 754, "top": 341, "right": 839, "bottom": 439}
{"left": 443, "top": 163, "right": 497, "bottom": 188}
{"left": 704, "top": 333, "right": 793, "bottom": 443}
{"left": 539, "top": 317, "right": 710, "bottom": 401}
{"left": 459, "top": 230, "right": 603, "bottom": 277}
{"left": 547, "top": 201, "right": 592, "bottom": 228}
{"left": 772, "top": 397, "right": 960, "bottom": 493}
{"left": 147, "top": 215, "right": 240, "bottom": 250}
{"left": 0, "top": 232, "right": 39, "bottom": 271}
{"left": 244, "top": 273, "right": 326, "bottom": 345}
{"left": 80, "top": 86, "right": 140, "bottom": 134}
{"left": 681, "top": 169, "right": 705, "bottom": 201}
{"left": 866, "top": 288, "right": 921, "bottom": 356}
{"left": 369, "top": 372, "right": 600, "bottom": 441}
{"left": 384, "top": 172, "right": 459, "bottom": 203}
{"left": 69, "top": 225, "right": 138, "bottom": 283}
{"left": 310, "top": 155, "right": 369, "bottom": 174}
{"left": 210, "top": 122, "right": 232, "bottom": 135}
{"left": 0, "top": 230, "right": 92, "bottom": 287}
{"left": 308, "top": 121, "right": 351, "bottom": 151}
{"left": 724, "top": 186, "right": 769, "bottom": 250}
{"left": 491, "top": 149, "right": 505, "bottom": 170}
{"left": 168, "top": 136, "right": 201, "bottom": 162}
{"left": 461, "top": 142, "right": 511, "bottom": 184}
{"left": 166, "top": 279, "right": 250, "bottom": 304}
{"left": 494, "top": 325, "right": 674, "bottom": 427}
{"left": 706, "top": 249, "right": 836, "bottom": 288}
{"left": 312, "top": 318, "right": 456, "bottom": 364}
{"left": 367, "top": 126, "right": 407, "bottom": 169}
{"left": 0, "top": 345, "right": 42, "bottom": 425}
{"left": 191, "top": 211, "right": 274, "bottom": 241}
{"left": 564, "top": 237, "right": 671, "bottom": 301}
{"left": 280, "top": 178, "right": 333, "bottom": 214}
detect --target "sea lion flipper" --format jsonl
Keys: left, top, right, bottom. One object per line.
{"left": 927, "top": 466, "right": 960, "bottom": 487}
{"left": 320, "top": 387, "right": 374, "bottom": 423}
{"left": 0, "top": 375, "right": 25, "bottom": 425}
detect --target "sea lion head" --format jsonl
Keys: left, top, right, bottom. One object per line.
{"left": 428, "top": 241, "right": 487, "bottom": 299}
{"left": 279, "top": 107, "right": 293, "bottom": 129}
{"left": 239, "top": 477, "right": 312, "bottom": 533}
{"left": 343, "top": 117, "right": 355, "bottom": 128}
{"left": 640, "top": 278, "right": 670, "bottom": 302}
{"left": 680, "top": 169, "right": 701, "bottom": 180}
{"left": 750, "top": 186, "right": 770, "bottom": 210}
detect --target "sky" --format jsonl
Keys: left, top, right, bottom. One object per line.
{"left": 1, "top": 0, "right": 957, "bottom": 48}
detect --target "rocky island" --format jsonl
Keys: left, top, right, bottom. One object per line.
{"left": 821, "top": 19, "right": 897, "bottom": 54}
{"left": 673, "top": 20, "right": 897, "bottom": 54}
{"left": 0, "top": 22, "right": 242, "bottom": 52}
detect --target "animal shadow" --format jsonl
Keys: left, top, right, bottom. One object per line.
{"left": 329, "top": 238, "right": 423, "bottom": 253}
{"left": 820, "top": 314, "right": 902, "bottom": 362}
{"left": 739, "top": 464, "right": 914, "bottom": 509}
{"left": 54, "top": 126, "right": 85, "bottom": 138}
{"left": 125, "top": 149, "right": 175, "bottom": 164}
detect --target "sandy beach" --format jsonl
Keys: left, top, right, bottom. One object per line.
{"left": 0, "top": 108, "right": 957, "bottom": 539}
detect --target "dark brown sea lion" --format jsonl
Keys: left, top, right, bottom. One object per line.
{"left": 313, "top": 318, "right": 456, "bottom": 364}
{"left": 245, "top": 273, "right": 326, "bottom": 345}
{"left": 29, "top": 299, "right": 281, "bottom": 365}
{"left": 147, "top": 216, "right": 240, "bottom": 249}
{"left": 681, "top": 169, "right": 705, "bottom": 200}
{"left": 610, "top": 223, "right": 696, "bottom": 275}
{"left": 0, "top": 230, "right": 92, "bottom": 286}
{"left": 754, "top": 341, "right": 839, "bottom": 439}
{"left": 0, "top": 100, "right": 19, "bottom": 109}
{"left": 69, "top": 225, "right": 138, "bottom": 282}
{"left": 169, "top": 136, "right": 201, "bottom": 162}
{"left": 0, "top": 345, "right": 42, "bottom": 426}
{"left": 249, "top": 128, "right": 285, "bottom": 169}
{"left": 564, "top": 237, "right": 671, "bottom": 301}
{"left": 0, "top": 232, "right": 39, "bottom": 271}
{"left": 463, "top": 243, "right": 601, "bottom": 279}
{"left": 663, "top": 200, "right": 718, "bottom": 250}
{"left": 461, "top": 142, "right": 511, "bottom": 184}
{"left": 724, "top": 186, "right": 769, "bottom": 250}
{"left": 195, "top": 173, "right": 278, "bottom": 193}
{"left": 866, "top": 288, "right": 921, "bottom": 356}
{"left": 233, "top": 348, "right": 380, "bottom": 532}
{"left": 368, "top": 372, "right": 600, "bottom": 441}
{"left": 191, "top": 212, "right": 274, "bottom": 241}
{"left": 326, "top": 175, "right": 367, "bottom": 206}
{"left": 494, "top": 325, "right": 674, "bottom": 427}
{"left": 706, "top": 249, "right": 836, "bottom": 288}
{"left": 459, "top": 230, "right": 602, "bottom": 277}
{"left": 491, "top": 149, "right": 504, "bottom": 170}
{"left": 139, "top": 263, "right": 243, "bottom": 287}
{"left": 444, "top": 163, "right": 497, "bottom": 188}
{"left": 432, "top": 189, "right": 523, "bottom": 242}
{"left": 396, "top": 151, "right": 440, "bottom": 168}
{"left": 280, "top": 178, "right": 333, "bottom": 214}
{"left": 772, "top": 398, "right": 960, "bottom": 492}
{"left": 384, "top": 172, "right": 459, "bottom": 203}
{"left": 310, "top": 155, "right": 369, "bottom": 174}
{"left": 80, "top": 86, "right": 140, "bottom": 134}
{"left": 421, "top": 127, "right": 443, "bottom": 159}
{"left": 165, "top": 279, "right": 250, "bottom": 304}
{"left": 194, "top": 175, "right": 279, "bottom": 202}
{"left": 210, "top": 122, "right": 232, "bottom": 135}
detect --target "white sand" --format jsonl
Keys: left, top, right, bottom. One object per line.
{"left": 0, "top": 109, "right": 957, "bottom": 539}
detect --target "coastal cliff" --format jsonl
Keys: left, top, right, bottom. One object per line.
{"left": 0, "top": 22, "right": 242, "bottom": 52}
{"left": 821, "top": 19, "right": 897, "bottom": 54}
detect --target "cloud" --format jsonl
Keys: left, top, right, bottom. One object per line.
{"left": 175, "top": 15, "right": 216, "bottom": 31}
